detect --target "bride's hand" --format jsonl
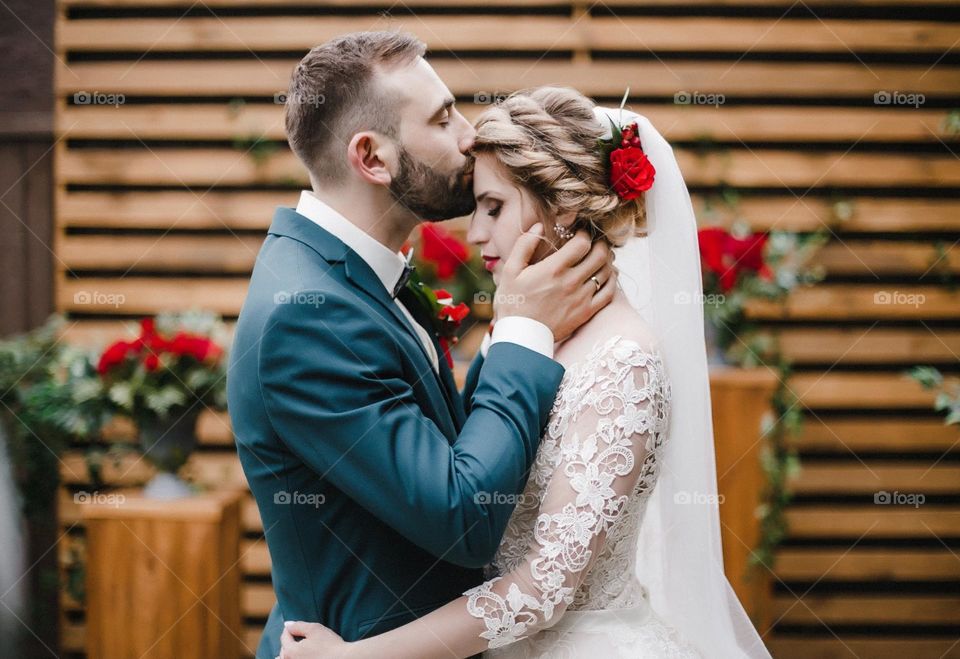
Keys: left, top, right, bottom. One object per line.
{"left": 279, "top": 620, "right": 352, "bottom": 659}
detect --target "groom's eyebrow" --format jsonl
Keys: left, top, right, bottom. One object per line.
{"left": 429, "top": 97, "right": 456, "bottom": 122}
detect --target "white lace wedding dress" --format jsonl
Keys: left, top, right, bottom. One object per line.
{"left": 463, "top": 334, "right": 703, "bottom": 658}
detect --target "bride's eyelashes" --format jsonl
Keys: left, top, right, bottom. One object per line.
{"left": 486, "top": 203, "right": 502, "bottom": 218}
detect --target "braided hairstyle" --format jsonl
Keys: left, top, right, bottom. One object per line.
{"left": 472, "top": 86, "right": 646, "bottom": 247}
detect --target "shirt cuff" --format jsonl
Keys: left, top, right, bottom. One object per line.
{"left": 480, "top": 331, "right": 492, "bottom": 359}
{"left": 489, "top": 316, "right": 555, "bottom": 360}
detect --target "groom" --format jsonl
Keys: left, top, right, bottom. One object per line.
{"left": 228, "top": 31, "right": 616, "bottom": 658}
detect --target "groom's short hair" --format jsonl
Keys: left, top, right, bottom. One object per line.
{"left": 285, "top": 31, "right": 426, "bottom": 183}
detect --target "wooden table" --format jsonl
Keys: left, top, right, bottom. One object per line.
{"left": 80, "top": 489, "right": 245, "bottom": 659}
{"left": 710, "top": 365, "right": 780, "bottom": 629}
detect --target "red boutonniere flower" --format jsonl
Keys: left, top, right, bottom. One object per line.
{"left": 405, "top": 273, "right": 471, "bottom": 370}
{"left": 433, "top": 289, "right": 470, "bottom": 369}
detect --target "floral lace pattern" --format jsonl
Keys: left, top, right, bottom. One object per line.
{"left": 464, "top": 335, "right": 673, "bottom": 649}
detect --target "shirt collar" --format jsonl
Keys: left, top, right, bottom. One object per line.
{"left": 295, "top": 190, "right": 407, "bottom": 294}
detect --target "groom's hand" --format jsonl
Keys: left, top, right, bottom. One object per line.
{"left": 495, "top": 224, "right": 617, "bottom": 342}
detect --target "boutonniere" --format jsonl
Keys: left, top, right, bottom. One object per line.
{"left": 405, "top": 268, "right": 470, "bottom": 369}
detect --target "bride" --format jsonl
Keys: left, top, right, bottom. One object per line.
{"left": 277, "top": 86, "right": 771, "bottom": 659}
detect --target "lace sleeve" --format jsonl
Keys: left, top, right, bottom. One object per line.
{"left": 463, "top": 336, "right": 672, "bottom": 649}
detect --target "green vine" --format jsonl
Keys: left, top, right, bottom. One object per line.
{"left": 907, "top": 366, "right": 960, "bottom": 425}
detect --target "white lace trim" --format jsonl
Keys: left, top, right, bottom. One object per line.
{"left": 464, "top": 335, "right": 672, "bottom": 649}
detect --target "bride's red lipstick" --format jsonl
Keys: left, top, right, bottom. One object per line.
{"left": 482, "top": 255, "right": 500, "bottom": 272}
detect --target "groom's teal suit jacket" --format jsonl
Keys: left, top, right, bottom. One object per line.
{"left": 227, "top": 208, "right": 565, "bottom": 658}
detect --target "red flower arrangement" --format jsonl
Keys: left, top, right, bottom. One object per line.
{"left": 97, "top": 317, "right": 222, "bottom": 374}
{"left": 96, "top": 314, "right": 227, "bottom": 424}
{"left": 697, "top": 227, "right": 772, "bottom": 293}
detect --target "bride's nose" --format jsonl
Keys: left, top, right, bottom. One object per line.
{"left": 466, "top": 211, "right": 488, "bottom": 246}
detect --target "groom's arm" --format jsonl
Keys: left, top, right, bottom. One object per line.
{"left": 259, "top": 292, "right": 564, "bottom": 568}
{"left": 460, "top": 319, "right": 550, "bottom": 416}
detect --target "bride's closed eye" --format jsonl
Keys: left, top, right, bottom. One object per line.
{"left": 486, "top": 202, "right": 502, "bottom": 218}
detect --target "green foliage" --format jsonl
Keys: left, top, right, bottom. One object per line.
{"left": 0, "top": 316, "right": 112, "bottom": 519}
{"left": 907, "top": 366, "right": 960, "bottom": 426}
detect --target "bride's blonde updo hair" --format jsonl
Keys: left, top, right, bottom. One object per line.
{"left": 472, "top": 86, "right": 646, "bottom": 247}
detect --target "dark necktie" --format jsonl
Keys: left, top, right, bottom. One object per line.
{"left": 392, "top": 261, "right": 415, "bottom": 298}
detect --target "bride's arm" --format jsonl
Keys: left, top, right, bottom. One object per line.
{"left": 282, "top": 340, "right": 670, "bottom": 659}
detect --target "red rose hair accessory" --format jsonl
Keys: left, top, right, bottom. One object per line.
{"left": 596, "top": 92, "right": 656, "bottom": 201}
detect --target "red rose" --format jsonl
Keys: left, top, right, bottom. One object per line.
{"left": 140, "top": 317, "right": 156, "bottom": 337}
{"left": 434, "top": 288, "right": 453, "bottom": 301}
{"left": 697, "top": 228, "right": 769, "bottom": 292}
{"left": 420, "top": 224, "right": 469, "bottom": 280}
{"left": 609, "top": 146, "right": 655, "bottom": 201}
{"left": 730, "top": 232, "right": 768, "bottom": 273}
{"left": 143, "top": 353, "right": 160, "bottom": 371}
{"left": 97, "top": 340, "right": 134, "bottom": 374}
{"left": 697, "top": 228, "right": 727, "bottom": 275}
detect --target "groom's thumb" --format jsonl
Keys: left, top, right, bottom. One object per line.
{"left": 504, "top": 223, "right": 544, "bottom": 277}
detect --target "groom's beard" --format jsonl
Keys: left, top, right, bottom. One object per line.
{"left": 390, "top": 146, "right": 476, "bottom": 221}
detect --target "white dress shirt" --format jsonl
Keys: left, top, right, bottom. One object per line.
{"left": 294, "top": 191, "right": 555, "bottom": 373}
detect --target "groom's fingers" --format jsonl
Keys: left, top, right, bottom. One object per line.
{"left": 502, "top": 222, "right": 545, "bottom": 279}
{"left": 588, "top": 268, "right": 617, "bottom": 312}
{"left": 567, "top": 238, "right": 610, "bottom": 287}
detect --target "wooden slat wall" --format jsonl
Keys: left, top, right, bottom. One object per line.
{"left": 53, "top": 2, "right": 960, "bottom": 657}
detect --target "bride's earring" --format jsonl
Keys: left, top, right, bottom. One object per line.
{"left": 554, "top": 224, "right": 575, "bottom": 241}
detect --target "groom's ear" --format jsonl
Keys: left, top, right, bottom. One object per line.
{"left": 346, "top": 131, "right": 396, "bottom": 187}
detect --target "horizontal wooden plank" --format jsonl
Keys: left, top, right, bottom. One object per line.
{"left": 768, "top": 637, "right": 960, "bottom": 659}
{"left": 60, "top": 620, "right": 263, "bottom": 657}
{"left": 775, "top": 548, "right": 960, "bottom": 581}
{"left": 61, "top": 234, "right": 265, "bottom": 272}
{"left": 772, "top": 594, "right": 960, "bottom": 625}
{"left": 786, "top": 505, "right": 960, "bottom": 538}
{"left": 745, "top": 285, "right": 960, "bottom": 320}
{"left": 59, "top": 102, "right": 959, "bottom": 143}
{"left": 732, "top": 197, "right": 960, "bottom": 233}
{"left": 816, "top": 240, "right": 959, "bottom": 276}
{"left": 57, "top": 190, "right": 289, "bottom": 230}
{"left": 57, "top": 147, "right": 960, "bottom": 187}
{"left": 58, "top": 276, "right": 249, "bottom": 315}
{"left": 771, "top": 328, "right": 960, "bottom": 365}
{"left": 55, "top": 60, "right": 960, "bottom": 97}
{"left": 58, "top": 191, "right": 960, "bottom": 233}
{"left": 790, "top": 462, "right": 960, "bottom": 495}
{"left": 242, "top": 582, "right": 275, "bottom": 618}
{"left": 798, "top": 417, "right": 960, "bottom": 452}
{"left": 790, "top": 372, "right": 937, "bottom": 409}
{"left": 241, "top": 539, "right": 271, "bottom": 576}
{"left": 57, "top": 16, "right": 960, "bottom": 53}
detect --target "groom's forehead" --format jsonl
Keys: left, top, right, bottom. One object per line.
{"left": 377, "top": 56, "right": 450, "bottom": 116}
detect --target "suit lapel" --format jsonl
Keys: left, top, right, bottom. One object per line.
{"left": 397, "top": 287, "right": 466, "bottom": 430}
{"left": 268, "top": 207, "right": 461, "bottom": 434}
